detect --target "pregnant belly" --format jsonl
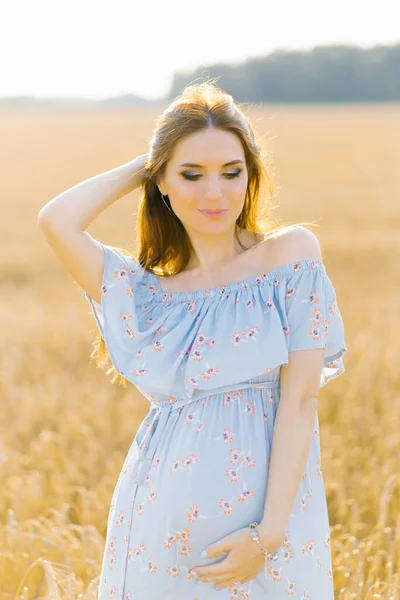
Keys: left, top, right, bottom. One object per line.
{"left": 130, "top": 389, "right": 274, "bottom": 572}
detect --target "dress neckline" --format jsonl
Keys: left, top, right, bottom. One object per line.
{"left": 144, "top": 258, "right": 325, "bottom": 302}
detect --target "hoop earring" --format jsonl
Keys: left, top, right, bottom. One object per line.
{"left": 161, "top": 193, "right": 175, "bottom": 216}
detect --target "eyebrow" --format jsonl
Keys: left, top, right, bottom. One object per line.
{"left": 178, "top": 160, "right": 245, "bottom": 168}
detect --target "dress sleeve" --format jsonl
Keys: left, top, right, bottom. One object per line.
{"left": 283, "top": 263, "right": 348, "bottom": 387}
{"left": 83, "top": 242, "right": 146, "bottom": 375}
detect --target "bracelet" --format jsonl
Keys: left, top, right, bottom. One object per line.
{"left": 248, "top": 521, "right": 280, "bottom": 579}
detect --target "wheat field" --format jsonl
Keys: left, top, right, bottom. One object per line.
{"left": 1, "top": 104, "right": 399, "bottom": 599}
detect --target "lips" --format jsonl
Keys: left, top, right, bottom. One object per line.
{"left": 198, "top": 209, "right": 227, "bottom": 214}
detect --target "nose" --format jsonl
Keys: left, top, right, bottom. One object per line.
{"left": 203, "top": 176, "right": 224, "bottom": 200}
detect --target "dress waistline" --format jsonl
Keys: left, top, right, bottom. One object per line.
{"left": 133, "top": 380, "right": 280, "bottom": 485}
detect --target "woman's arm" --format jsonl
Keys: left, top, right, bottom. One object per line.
{"left": 37, "top": 153, "right": 148, "bottom": 231}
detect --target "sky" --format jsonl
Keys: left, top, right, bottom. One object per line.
{"left": 2, "top": 0, "right": 399, "bottom": 101}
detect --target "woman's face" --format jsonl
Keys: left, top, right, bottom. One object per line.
{"left": 157, "top": 127, "right": 249, "bottom": 236}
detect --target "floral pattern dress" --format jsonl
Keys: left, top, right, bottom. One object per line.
{"left": 84, "top": 242, "right": 348, "bottom": 600}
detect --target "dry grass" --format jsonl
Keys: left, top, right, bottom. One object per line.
{"left": 0, "top": 104, "right": 399, "bottom": 599}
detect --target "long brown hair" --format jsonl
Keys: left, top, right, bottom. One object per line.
{"left": 90, "top": 80, "right": 317, "bottom": 386}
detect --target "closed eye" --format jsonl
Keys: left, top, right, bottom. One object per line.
{"left": 181, "top": 170, "right": 242, "bottom": 181}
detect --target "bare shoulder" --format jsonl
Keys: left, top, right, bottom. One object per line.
{"left": 267, "top": 225, "right": 322, "bottom": 265}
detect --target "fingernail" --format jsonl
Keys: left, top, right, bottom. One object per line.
{"left": 200, "top": 549, "right": 208, "bottom": 559}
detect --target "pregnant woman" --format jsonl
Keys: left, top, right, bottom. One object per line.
{"left": 38, "top": 82, "right": 347, "bottom": 599}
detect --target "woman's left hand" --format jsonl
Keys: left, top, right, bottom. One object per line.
{"left": 190, "top": 526, "right": 284, "bottom": 590}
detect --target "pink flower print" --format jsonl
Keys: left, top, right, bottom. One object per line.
{"left": 146, "top": 491, "right": 158, "bottom": 504}
{"left": 282, "top": 547, "right": 294, "bottom": 563}
{"left": 219, "top": 498, "right": 234, "bottom": 514}
{"left": 301, "top": 538, "right": 316, "bottom": 558}
{"left": 202, "top": 367, "right": 219, "bottom": 380}
{"left": 155, "top": 327, "right": 164, "bottom": 336}
{"left": 300, "top": 592, "right": 310, "bottom": 600}
{"left": 325, "top": 566, "right": 333, "bottom": 580}
{"left": 108, "top": 585, "right": 117, "bottom": 598}
{"left": 323, "top": 534, "right": 331, "bottom": 548}
{"left": 264, "top": 297, "right": 277, "bottom": 311}
{"left": 178, "top": 527, "right": 191, "bottom": 544}
{"left": 115, "top": 511, "right": 125, "bottom": 528}
{"left": 194, "top": 421, "right": 207, "bottom": 434}
{"left": 152, "top": 457, "right": 161, "bottom": 469}
{"left": 120, "top": 311, "right": 132, "bottom": 323}
{"left": 283, "top": 531, "right": 292, "bottom": 548}
{"left": 308, "top": 325, "right": 322, "bottom": 341}
{"left": 190, "top": 349, "right": 203, "bottom": 361}
{"left": 186, "top": 569, "right": 198, "bottom": 580}
{"left": 136, "top": 502, "right": 144, "bottom": 516}
{"left": 311, "top": 307, "right": 322, "bottom": 325}
{"left": 194, "top": 331, "right": 206, "bottom": 347}
{"left": 236, "top": 489, "right": 255, "bottom": 503}
{"left": 316, "top": 459, "right": 323, "bottom": 477}
{"left": 242, "top": 324, "right": 260, "bottom": 340}
{"left": 272, "top": 274, "right": 280, "bottom": 288}
{"left": 139, "top": 304, "right": 151, "bottom": 313}
{"left": 263, "top": 367, "right": 274, "bottom": 375}
{"left": 147, "top": 557, "right": 158, "bottom": 575}
{"left": 187, "top": 504, "right": 199, "bottom": 523}
{"left": 132, "top": 368, "right": 148, "bottom": 377}
{"left": 124, "top": 591, "right": 133, "bottom": 600}
{"left": 222, "top": 428, "right": 234, "bottom": 443}
{"left": 263, "top": 411, "right": 268, "bottom": 424}
{"left": 187, "top": 300, "right": 197, "bottom": 314}
{"left": 200, "top": 395, "right": 212, "bottom": 407}
{"left": 246, "top": 399, "right": 256, "bottom": 416}
{"left": 321, "top": 316, "right": 331, "bottom": 333}
{"left": 117, "top": 368, "right": 126, "bottom": 377}
{"left": 168, "top": 395, "right": 179, "bottom": 406}
{"left": 270, "top": 566, "right": 283, "bottom": 582}
{"left": 328, "top": 298, "right": 337, "bottom": 315}
{"left": 240, "top": 455, "right": 256, "bottom": 468}
{"left": 108, "top": 554, "right": 117, "bottom": 570}
{"left": 226, "top": 468, "right": 240, "bottom": 483}
{"left": 285, "top": 580, "right": 297, "bottom": 596}
{"left": 101, "top": 282, "right": 107, "bottom": 297}
{"left": 162, "top": 293, "right": 173, "bottom": 303}
{"left": 285, "top": 286, "right": 296, "bottom": 300}
{"left": 164, "top": 535, "right": 177, "bottom": 549}
{"left": 134, "top": 350, "right": 143, "bottom": 359}
{"left": 245, "top": 299, "right": 256, "bottom": 310}
{"left": 115, "top": 266, "right": 128, "bottom": 280}
{"left": 122, "top": 462, "right": 131, "bottom": 476}
{"left": 293, "top": 263, "right": 303, "bottom": 273}
{"left": 124, "top": 324, "right": 136, "bottom": 340}
{"left": 166, "top": 565, "right": 180, "bottom": 578}
{"left": 232, "top": 331, "right": 242, "bottom": 348}
{"left": 107, "top": 535, "right": 117, "bottom": 553}
{"left": 206, "top": 338, "right": 217, "bottom": 349}
{"left": 145, "top": 316, "right": 155, "bottom": 325}
{"left": 170, "top": 458, "right": 181, "bottom": 475}
{"left": 181, "top": 453, "right": 198, "bottom": 468}
{"left": 178, "top": 544, "right": 193, "bottom": 556}
{"left": 185, "top": 375, "right": 200, "bottom": 389}
{"left": 146, "top": 283, "right": 159, "bottom": 295}
{"left": 315, "top": 556, "right": 323, "bottom": 570}
{"left": 127, "top": 544, "right": 144, "bottom": 564}
{"left": 152, "top": 340, "right": 164, "bottom": 352}
{"left": 283, "top": 325, "right": 290, "bottom": 336}
{"left": 308, "top": 290, "right": 320, "bottom": 305}
{"left": 229, "top": 448, "right": 240, "bottom": 465}
{"left": 186, "top": 413, "right": 194, "bottom": 425}
{"left": 300, "top": 492, "right": 310, "bottom": 511}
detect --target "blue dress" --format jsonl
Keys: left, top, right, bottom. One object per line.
{"left": 85, "top": 242, "right": 347, "bottom": 600}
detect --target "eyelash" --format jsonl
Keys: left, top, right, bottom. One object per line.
{"left": 181, "top": 170, "right": 242, "bottom": 181}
